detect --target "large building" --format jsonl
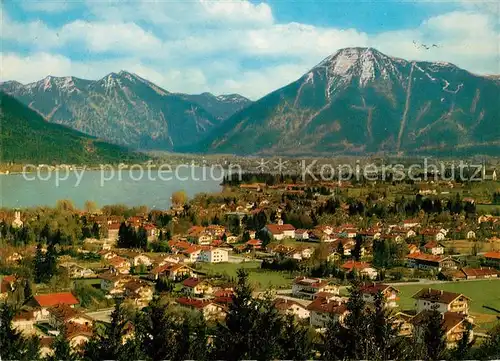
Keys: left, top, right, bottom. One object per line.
{"left": 292, "top": 277, "right": 339, "bottom": 300}
{"left": 412, "top": 288, "right": 470, "bottom": 315}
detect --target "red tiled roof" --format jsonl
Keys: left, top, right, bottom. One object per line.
{"left": 273, "top": 297, "right": 305, "bottom": 311}
{"left": 182, "top": 277, "right": 202, "bottom": 288}
{"left": 34, "top": 292, "right": 79, "bottom": 307}
{"left": 461, "top": 267, "right": 499, "bottom": 278}
{"left": 266, "top": 224, "right": 295, "bottom": 235}
{"left": 341, "top": 261, "right": 373, "bottom": 271}
{"left": 176, "top": 297, "right": 213, "bottom": 309}
{"left": 484, "top": 251, "right": 500, "bottom": 260}
{"left": 359, "top": 282, "right": 398, "bottom": 295}
{"left": 306, "top": 297, "right": 347, "bottom": 314}
{"left": 412, "top": 288, "right": 469, "bottom": 304}
{"left": 407, "top": 252, "right": 448, "bottom": 263}
{"left": 246, "top": 239, "right": 262, "bottom": 246}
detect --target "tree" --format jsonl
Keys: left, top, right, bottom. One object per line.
{"left": 422, "top": 307, "right": 446, "bottom": 361}
{"left": 352, "top": 234, "right": 363, "bottom": 261}
{"left": 213, "top": 269, "right": 257, "bottom": 360}
{"left": 136, "top": 226, "right": 148, "bottom": 251}
{"left": 171, "top": 190, "right": 188, "bottom": 206}
{"left": 278, "top": 314, "right": 312, "bottom": 360}
{"left": 323, "top": 282, "right": 371, "bottom": 360}
{"left": 84, "top": 200, "right": 98, "bottom": 214}
{"left": 91, "top": 222, "right": 100, "bottom": 239}
{"left": 450, "top": 320, "right": 473, "bottom": 360}
{"left": 83, "top": 300, "right": 128, "bottom": 360}
{"left": 46, "top": 327, "right": 78, "bottom": 361}
{"left": 56, "top": 199, "right": 76, "bottom": 212}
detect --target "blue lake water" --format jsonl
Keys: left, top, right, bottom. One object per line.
{"left": 0, "top": 167, "right": 223, "bottom": 209}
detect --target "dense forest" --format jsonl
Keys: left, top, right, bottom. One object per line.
{"left": 0, "top": 92, "right": 147, "bottom": 164}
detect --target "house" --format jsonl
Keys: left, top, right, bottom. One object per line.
{"left": 107, "top": 256, "right": 131, "bottom": 274}
{"left": 263, "top": 224, "right": 296, "bottom": 240}
{"left": 411, "top": 311, "right": 473, "bottom": 348}
{"left": 403, "top": 219, "right": 420, "bottom": 229}
{"left": 359, "top": 283, "right": 399, "bottom": 308}
{"left": 59, "top": 263, "right": 96, "bottom": 279}
{"left": 423, "top": 241, "right": 445, "bottom": 255}
{"left": 175, "top": 297, "right": 226, "bottom": 320}
{"left": 484, "top": 251, "right": 500, "bottom": 268}
{"left": 441, "top": 267, "right": 499, "bottom": 281}
{"left": 295, "top": 229, "right": 310, "bottom": 240}
{"left": 341, "top": 261, "right": 378, "bottom": 279}
{"left": 406, "top": 253, "right": 459, "bottom": 271}
{"left": 182, "top": 277, "right": 213, "bottom": 296}
{"left": 12, "top": 310, "right": 36, "bottom": 335}
{"left": 124, "top": 280, "right": 154, "bottom": 307}
{"left": 148, "top": 262, "right": 195, "bottom": 281}
{"left": 99, "top": 272, "right": 132, "bottom": 297}
{"left": 47, "top": 304, "right": 92, "bottom": 330}
{"left": 65, "top": 322, "right": 93, "bottom": 349}
{"left": 183, "top": 246, "right": 203, "bottom": 263}
{"left": 466, "top": 230, "right": 476, "bottom": 239}
{"left": 420, "top": 229, "right": 446, "bottom": 242}
{"left": 28, "top": 292, "right": 79, "bottom": 321}
{"left": 307, "top": 295, "right": 348, "bottom": 329}
{"left": 132, "top": 254, "right": 153, "bottom": 267}
{"left": 199, "top": 248, "right": 229, "bottom": 263}
{"left": 0, "top": 275, "right": 17, "bottom": 300}
{"left": 292, "top": 277, "right": 339, "bottom": 300}
{"left": 391, "top": 312, "right": 414, "bottom": 337}
{"left": 273, "top": 298, "right": 310, "bottom": 319}
{"left": 412, "top": 288, "right": 470, "bottom": 315}
{"left": 246, "top": 239, "right": 263, "bottom": 250}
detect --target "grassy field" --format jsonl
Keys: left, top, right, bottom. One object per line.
{"left": 394, "top": 280, "right": 500, "bottom": 331}
{"left": 395, "top": 280, "right": 500, "bottom": 314}
{"left": 442, "top": 239, "right": 500, "bottom": 254}
{"left": 198, "top": 261, "right": 294, "bottom": 290}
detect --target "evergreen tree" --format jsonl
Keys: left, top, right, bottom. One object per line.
{"left": 213, "top": 269, "right": 257, "bottom": 361}
{"left": 91, "top": 222, "right": 100, "bottom": 239}
{"left": 45, "top": 242, "right": 58, "bottom": 280}
{"left": 46, "top": 327, "right": 78, "bottom": 361}
{"left": 352, "top": 234, "right": 363, "bottom": 261}
{"left": 279, "top": 314, "right": 312, "bottom": 360}
{"left": 0, "top": 303, "right": 40, "bottom": 361}
{"left": 450, "top": 320, "right": 473, "bottom": 360}
{"left": 323, "top": 282, "right": 371, "bottom": 360}
{"left": 137, "top": 226, "right": 148, "bottom": 250}
{"left": 33, "top": 242, "right": 46, "bottom": 283}
{"left": 83, "top": 300, "right": 127, "bottom": 360}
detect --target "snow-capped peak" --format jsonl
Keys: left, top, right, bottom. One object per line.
{"left": 314, "top": 47, "right": 409, "bottom": 98}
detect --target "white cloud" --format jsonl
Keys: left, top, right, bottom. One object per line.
{"left": 1, "top": 0, "right": 499, "bottom": 99}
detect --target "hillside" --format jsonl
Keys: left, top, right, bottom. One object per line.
{"left": 0, "top": 92, "right": 147, "bottom": 164}
{"left": 178, "top": 92, "right": 252, "bottom": 120}
{"left": 183, "top": 48, "right": 500, "bottom": 156}
{"left": 0, "top": 72, "right": 250, "bottom": 150}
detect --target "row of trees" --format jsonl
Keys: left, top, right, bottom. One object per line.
{"left": 117, "top": 222, "right": 148, "bottom": 250}
{"left": 2, "top": 270, "right": 500, "bottom": 360}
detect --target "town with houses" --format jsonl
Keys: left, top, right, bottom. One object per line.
{"left": 1, "top": 175, "right": 500, "bottom": 358}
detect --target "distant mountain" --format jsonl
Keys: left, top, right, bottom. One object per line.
{"left": 183, "top": 47, "right": 500, "bottom": 156}
{"left": 178, "top": 92, "right": 251, "bottom": 120}
{"left": 0, "top": 92, "right": 146, "bottom": 164}
{"left": 0, "top": 71, "right": 250, "bottom": 149}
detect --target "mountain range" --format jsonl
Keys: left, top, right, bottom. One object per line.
{"left": 0, "top": 92, "right": 146, "bottom": 164}
{"left": 186, "top": 47, "right": 500, "bottom": 156}
{"left": 0, "top": 71, "right": 251, "bottom": 150}
{"left": 2, "top": 48, "right": 499, "bottom": 157}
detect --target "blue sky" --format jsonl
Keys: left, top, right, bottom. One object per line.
{"left": 1, "top": 0, "right": 499, "bottom": 99}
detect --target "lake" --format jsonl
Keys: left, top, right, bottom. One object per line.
{"left": 0, "top": 167, "right": 224, "bottom": 209}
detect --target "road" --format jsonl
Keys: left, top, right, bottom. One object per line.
{"left": 86, "top": 308, "right": 114, "bottom": 323}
